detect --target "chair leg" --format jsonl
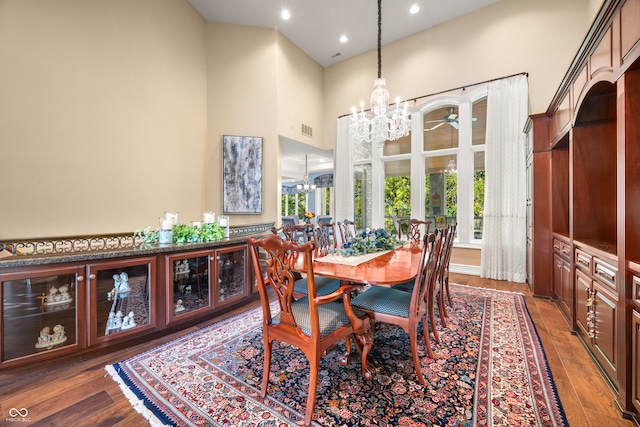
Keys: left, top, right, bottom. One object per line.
{"left": 261, "top": 338, "right": 272, "bottom": 398}
{"left": 445, "top": 277, "right": 453, "bottom": 307}
{"left": 409, "top": 327, "right": 426, "bottom": 385}
{"left": 438, "top": 285, "right": 448, "bottom": 328}
{"left": 349, "top": 319, "right": 374, "bottom": 381}
{"left": 420, "top": 315, "right": 435, "bottom": 360}
{"left": 304, "top": 358, "right": 320, "bottom": 426}
{"left": 428, "top": 286, "right": 440, "bottom": 344}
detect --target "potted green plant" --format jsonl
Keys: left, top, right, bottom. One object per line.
{"left": 134, "top": 226, "right": 159, "bottom": 248}
{"left": 172, "top": 224, "right": 199, "bottom": 244}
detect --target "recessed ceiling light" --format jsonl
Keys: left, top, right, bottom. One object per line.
{"left": 281, "top": 9, "right": 290, "bottom": 20}
{"left": 340, "top": 35, "right": 348, "bottom": 43}
{"left": 410, "top": 4, "right": 420, "bottom": 14}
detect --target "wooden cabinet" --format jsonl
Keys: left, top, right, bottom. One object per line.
{"left": 552, "top": 236, "right": 572, "bottom": 318}
{"left": 165, "top": 250, "right": 213, "bottom": 325}
{"left": 632, "top": 310, "right": 640, "bottom": 415}
{"left": 575, "top": 264, "right": 618, "bottom": 382}
{"left": 213, "top": 245, "right": 249, "bottom": 308}
{"left": 0, "top": 238, "right": 259, "bottom": 369}
{"left": 0, "top": 265, "right": 86, "bottom": 369}
{"left": 530, "top": 0, "right": 640, "bottom": 419}
{"left": 88, "top": 257, "right": 157, "bottom": 346}
{"left": 164, "top": 244, "right": 250, "bottom": 326}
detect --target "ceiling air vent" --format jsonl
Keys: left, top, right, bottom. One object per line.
{"left": 301, "top": 123, "right": 313, "bottom": 138}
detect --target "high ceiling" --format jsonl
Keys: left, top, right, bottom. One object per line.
{"left": 188, "top": 0, "right": 501, "bottom": 180}
{"left": 188, "top": 0, "right": 501, "bottom": 67}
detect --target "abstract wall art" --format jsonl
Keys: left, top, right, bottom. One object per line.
{"left": 222, "top": 135, "right": 263, "bottom": 214}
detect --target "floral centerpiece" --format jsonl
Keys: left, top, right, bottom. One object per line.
{"left": 341, "top": 228, "right": 401, "bottom": 257}
{"left": 303, "top": 211, "right": 315, "bottom": 223}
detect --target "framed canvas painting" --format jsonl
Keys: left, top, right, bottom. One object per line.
{"left": 222, "top": 135, "right": 263, "bottom": 214}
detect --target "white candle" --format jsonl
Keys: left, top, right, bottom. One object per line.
{"left": 164, "top": 212, "right": 178, "bottom": 225}
{"left": 203, "top": 212, "right": 215, "bottom": 223}
{"left": 219, "top": 217, "right": 228, "bottom": 227}
{"left": 160, "top": 219, "right": 173, "bottom": 230}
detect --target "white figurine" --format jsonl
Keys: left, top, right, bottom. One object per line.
{"left": 114, "top": 310, "right": 123, "bottom": 328}
{"left": 121, "top": 311, "right": 137, "bottom": 330}
{"left": 118, "top": 271, "right": 130, "bottom": 296}
{"left": 35, "top": 324, "right": 67, "bottom": 349}
{"left": 175, "top": 299, "right": 185, "bottom": 313}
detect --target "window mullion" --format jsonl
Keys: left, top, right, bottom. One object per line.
{"left": 457, "top": 100, "right": 473, "bottom": 243}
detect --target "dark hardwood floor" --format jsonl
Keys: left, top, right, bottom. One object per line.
{"left": 0, "top": 273, "right": 635, "bottom": 426}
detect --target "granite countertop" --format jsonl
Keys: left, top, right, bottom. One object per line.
{"left": 0, "top": 225, "right": 273, "bottom": 269}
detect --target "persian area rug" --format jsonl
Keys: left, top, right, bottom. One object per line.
{"left": 106, "top": 284, "right": 567, "bottom": 426}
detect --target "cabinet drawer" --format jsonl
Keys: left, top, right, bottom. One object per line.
{"left": 553, "top": 239, "right": 571, "bottom": 259}
{"left": 593, "top": 257, "right": 616, "bottom": 290}
{"left": 634, "top": 275, "right": 640, "bottom": 308}
{"left": 575, "top": 249, "right": 592, "bottom": 271}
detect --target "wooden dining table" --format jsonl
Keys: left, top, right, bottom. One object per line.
{"left": 294, "top": 243, "right": 425, "bottom": 380}
{"left": 311, "top": 243, "right": 424, "bottom": 287}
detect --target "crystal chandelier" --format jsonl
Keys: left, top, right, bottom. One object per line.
{"left": 297, "top": 155, "right": 316, "bottom": 194}
{"left": 350, "top": 0, "right": 411, "bottom": 148}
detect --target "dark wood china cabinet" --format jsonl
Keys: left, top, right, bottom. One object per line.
{"left": 527, "top": 0, "right": 640, "bottom": 421}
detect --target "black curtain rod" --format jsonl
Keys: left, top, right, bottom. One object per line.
{"left": 339, "top": 71, "right": 528, "bottom": 118}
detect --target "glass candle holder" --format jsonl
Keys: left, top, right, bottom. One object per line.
{"left": 218, "top": 216, "right": 230, "bottom": 238}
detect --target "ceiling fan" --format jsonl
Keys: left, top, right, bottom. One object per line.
{"left": 424, "top": 107, "right": 476, "bottom": 131}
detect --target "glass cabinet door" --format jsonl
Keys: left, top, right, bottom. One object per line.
{"left": 166, "top": 250, "right": 212, "bottom": 324}
{"left": 88, "top": 257, "right": 156, "bottom": 345}
{"left": 214, "top": 245, "right": 248, "bottom": 307}
{"left": 0, "top": 265, "right": 85, "bottom": 366}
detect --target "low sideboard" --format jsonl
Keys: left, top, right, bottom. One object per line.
{"left": 0, "top": 223, "right": 271, "bottom": 370}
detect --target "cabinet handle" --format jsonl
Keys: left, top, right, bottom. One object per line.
{"left": 77, "top": 276, "right": 84, "bottom": 281}
{"left": 562, "top": 249, "right": 570, "bottom": 255}
{"left": 577, "top": 257, "right": 589, "bottom": 267}
{"left": 595, "top": 266, "right": 614, "bottom": 282}
{"left": 553, "top": 244, "right": 560, "bottom": 251}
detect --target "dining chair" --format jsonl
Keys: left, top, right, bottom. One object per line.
{"left": 316, "top": 215, "right": 332, "bottom": 226}
{"left": 401, "top": 218, "right": 432, "bottom": 244}
{"left": 392, "top": 226, "right": 448, "bottom": 343}
{"left": 246, "top": 234, "right": 372, "bottom": 426}
{"left": 313, "top": 220, "right": 338, "bottom": 256}
{"left": 337, "top": 219, "right": 357, "bottom": 244}
{"left": 350, "top": 231, "right": 444, "bottom": 385}
{"left": 272, "top": 224, "right": 341, "bottom": 297}
{"left": 436, "top": 223, "right": 457, "bottom": 323}
{"left": 281, "top": 217, "right": 307, "bottom": 242}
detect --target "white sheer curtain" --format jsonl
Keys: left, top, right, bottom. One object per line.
{"left": 480, "top": 74, "right": 528, "bottom": 283}
{"left": 334, "top": 116, "right": 354, "bottom": 224}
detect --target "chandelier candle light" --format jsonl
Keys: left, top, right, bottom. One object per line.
{"left": 297, "top": 155, "right": 317, "bottom": 194}
{"left": 350, "top": 0, "right": 411, "bottom": 148}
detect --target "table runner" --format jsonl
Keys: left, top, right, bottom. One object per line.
{"left": 314, "top": 249, "right": 391, "bottom": 266}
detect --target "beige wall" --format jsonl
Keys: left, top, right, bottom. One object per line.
{"left": 0, "top": 0, "right": 208, "bottom": 238}
{"left": 0, "top": 0, "right": 603, "bottom": 245}
{"left": 204, "top": 24, "right": 325, "bottom": 228}
{"left": 205, "top": 23, "right": 278, "bottom": 227}
{"left": 276, "top": 33, "right": 325, "bottom": 150}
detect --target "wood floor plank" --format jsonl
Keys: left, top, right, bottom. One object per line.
{"left": 29, "top": 391, "right": 114, "bottom": 426}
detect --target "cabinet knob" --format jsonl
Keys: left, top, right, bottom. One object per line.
{"left": 77, "top": 276, "right": 84, "bottom": 281}
{"left": 89, "top": 274, "right": 96, "bottom": 280}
